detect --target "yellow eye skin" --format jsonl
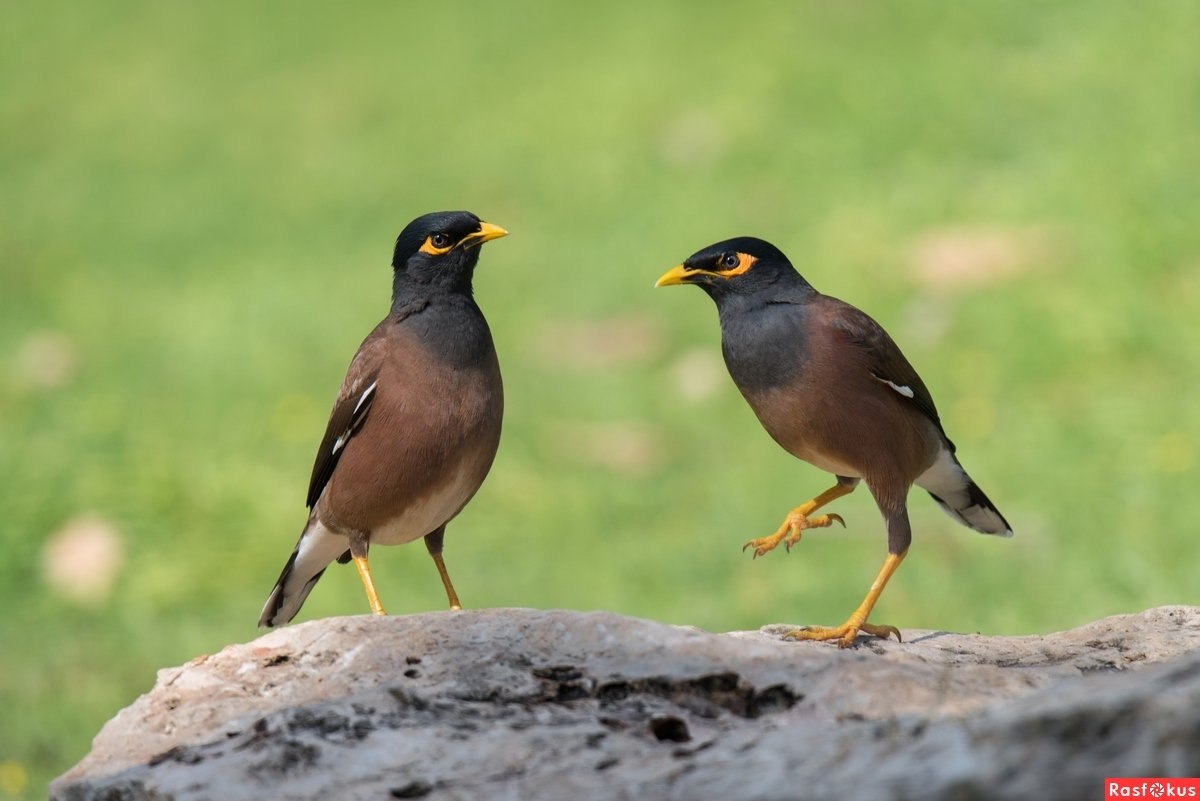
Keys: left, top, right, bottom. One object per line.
{"left": 654, "top": 252, "right": 758, "bottom": 286}
{"left": 419, "top": 233, "right": 455, "bottom": 256}
{"left": 715, "top": 252, "right": 756, "bottom": 277}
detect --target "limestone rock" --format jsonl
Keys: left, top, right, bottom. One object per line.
{"left": 51, "top": 606, "right": 1200, "bottom": 801}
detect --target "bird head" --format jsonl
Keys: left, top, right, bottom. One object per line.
{"left": 655, "top": 237, "right": 812, "bottom": 303}
{"left": 391, "top": 211, "right": 508, "bottom": 295}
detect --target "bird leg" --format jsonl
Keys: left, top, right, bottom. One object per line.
{"left": 424, "top": 528, "right": 462, "bottom": 611}
{"left": 743, "top": 482, "right": 855, "bottom": 558}
{"left": 785, "top": 549, "right": 907, "bottom": 648}
{"left": 349, "top": 533, "right": 387, "bottom": 616}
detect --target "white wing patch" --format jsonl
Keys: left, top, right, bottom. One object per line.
{"left": 873, "top": 374, "right": 915, "bottom": 398}
{"left": 352, "top": 379, "right": 378, "bottom": 416}
{"left": 332, "top": 379, "right": 377, "bottom": 457}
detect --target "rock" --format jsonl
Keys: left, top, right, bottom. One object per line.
{"left": 51, "top": 606, "right": 1200, "bottom": 801}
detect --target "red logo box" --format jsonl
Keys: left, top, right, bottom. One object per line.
{"left": 1106, "top": 778, "right": 1200, "bottom": 799}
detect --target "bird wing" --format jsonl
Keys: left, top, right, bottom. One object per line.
{"left": 304, "top": 302, "right": 428, "bottom": 509}
{"left": 305, "top": 336, "right": 386, "bottom": 510}
{"left": 824, "top": 299, "right": 949, "bottom": 442}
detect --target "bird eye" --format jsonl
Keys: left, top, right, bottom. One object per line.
{"left": 721, "top": 253, "right": 740, "bottom": 269}
{"left": 431, "top": 233, "right": 451, "bottom": 249}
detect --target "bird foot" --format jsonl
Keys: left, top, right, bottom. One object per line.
{"left": 351, "top": 555, "right": 388, "bottom": 616}
{"left": 783, "top": 620, "right": 901, "bottom": 649}
{"left": 742, "top": 510, "right": 845, "bottom": 558}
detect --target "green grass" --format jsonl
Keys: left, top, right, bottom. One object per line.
{"left": 3, "top": 1, "right": 1199, "bottom": 796}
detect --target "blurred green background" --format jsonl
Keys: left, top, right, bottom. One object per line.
{"left": 3, "top": 1, "right": 1198, "bottom": 796}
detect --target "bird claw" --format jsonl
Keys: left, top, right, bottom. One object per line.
{"left": 784, "top": 621, "right": 901, "bottom": 649}
{"left": 742, "top": 539, "right": 776, "bottom": 559}
{"left": 783, "top": 530, "right": 802, "bottom": 553}
{"left": 757, "top": 511, "right": 849, "bottom": 555}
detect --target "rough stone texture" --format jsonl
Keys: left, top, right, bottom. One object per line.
{"left": 52, "top": 606, "right": 1200, "bottom": 801}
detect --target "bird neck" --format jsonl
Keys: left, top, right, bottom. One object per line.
{"left": 719, "top": 297, "right": 813, "bottom": 393}
{"left": 392, "top": 292, "right": 495, "bottom": 370}
{"left": 709, "top": 268, "right": 817, "bottom": 314}
{"left": 391, "top": 272, "right": 474, "bottom": 307}
{"left": 714, "top": 280, "right": 815, "bottom": 321}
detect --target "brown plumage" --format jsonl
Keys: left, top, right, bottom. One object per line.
{"left": 259, "top": 211, "right": 507, "bottom": 628}
{"left": 657, "top": 236, "right": 1011, "bottom": 647}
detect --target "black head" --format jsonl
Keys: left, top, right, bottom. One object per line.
{"left": 391, "top": 210, "right": 508, "bottom": 296}
{"left": 655, "top": 236, "right": 814, "bottom": 304}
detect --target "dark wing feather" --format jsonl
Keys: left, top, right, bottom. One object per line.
{"left": 303, "top": 301, "right": 428, "bottom": 509}
{"left": 824, "top": 298, "right": 951, "bottom": 445}
{"left": 304, "top": 331, "right": 388, "bottom": 509}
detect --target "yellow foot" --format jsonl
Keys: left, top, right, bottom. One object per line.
{"left": 352, "top": 554, "right": 388, "bottom": 616}
{"left": 784, "top": 621, "right": 901, "bottom": 649}
{"left": 742, "top": 510, "right": 845, "bottom": 558}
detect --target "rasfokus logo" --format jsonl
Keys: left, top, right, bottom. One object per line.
{"left": 1106, "top": 778, "right": 1200, "bottom": 799}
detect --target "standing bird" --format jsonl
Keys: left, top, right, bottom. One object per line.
{"left": 656, "top": 237, "right": 1011, "bottom": 647}
{"left": 259, "top": 211, "right": 508, "bottom": 628}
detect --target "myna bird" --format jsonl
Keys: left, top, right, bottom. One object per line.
{"left": 258, "top": 210, "right": 508, "bottom": 628}
{"left": 656, "top": 237, "right": 1011, "bottom": 647}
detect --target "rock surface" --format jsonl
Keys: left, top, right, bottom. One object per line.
{"left": 52, "top": 606, "right": 1200, "bottom": 801}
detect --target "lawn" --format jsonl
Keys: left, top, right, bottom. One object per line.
{"left": 2, "top": 2, "right": 1198, "bottom": 797}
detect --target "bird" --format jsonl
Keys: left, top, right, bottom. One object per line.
{"left": 655, "top": 236, "right": 1011, "bottom": 647}
{"left": 258, "top": 210, "right": 508, "bottom": 628}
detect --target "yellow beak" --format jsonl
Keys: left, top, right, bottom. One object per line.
{"left": 655, "top": 264, "right": 695, "bottom": 287}
{"left": 462, "top": 221, "right": 509, "bottom": 248}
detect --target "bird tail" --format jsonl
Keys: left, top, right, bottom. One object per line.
{"left": 258, "top": 517, "right": 349, "bottom": 628}
{"left": 915, "top": 447, "right": 1012, "bottom": 537}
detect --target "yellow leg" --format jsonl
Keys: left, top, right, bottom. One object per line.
{"left": 431, "top": 551, "right": 463, "bottom": 611}
{"left": 743, "top": 482, "right": 855, "bottom": 558}
{"left": 352, "top": 555, "right": 387, "bottom": 616}
{"left": 786, "top": 549, "right": 907, "bottom": 648}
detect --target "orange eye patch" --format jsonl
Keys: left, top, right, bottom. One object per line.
{"left": 716, "top": 252, "right": 757, "bottom": 277}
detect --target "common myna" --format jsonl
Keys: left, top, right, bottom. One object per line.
{"left": 656, "top": 237, "right": 1011, "bottom": 647}
{"left": 258, "top": 210, "right": 508, "bottom": 628}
